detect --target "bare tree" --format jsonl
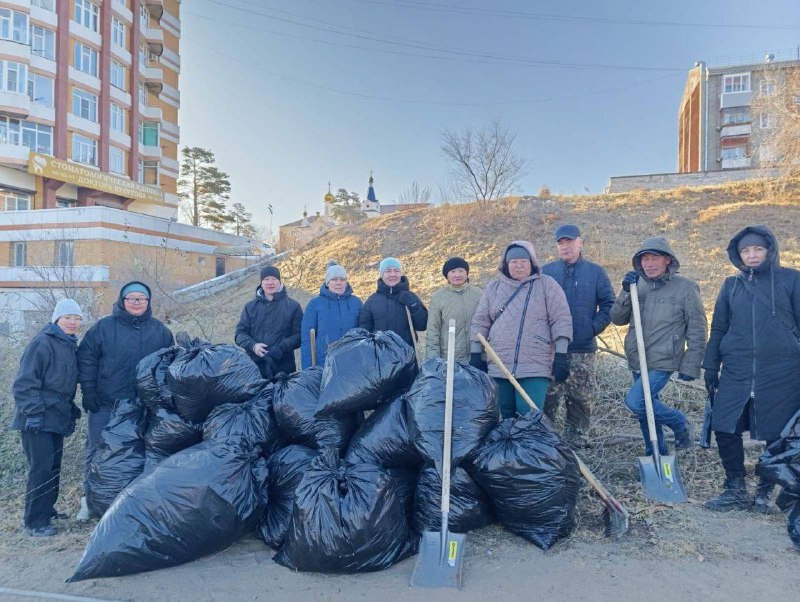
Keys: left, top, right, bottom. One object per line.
{"left": 396, "top": 181, "right": 432, "bottom": 205}
{"left": 440, "top": 118, "right": 527, "bottom": 204}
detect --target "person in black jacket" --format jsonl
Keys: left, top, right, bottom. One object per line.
{"left": 76, "top": 281, "right": 173, "bottom": 519}
{"left": 12, "top": 299, "right": 83, "bottom": 536}
{"left": 358, "top": 257, "right": 427, "bottom": 347}
{"left": 235, "top": 265, "right": 303, "bottom": 379}
{"left": 703, "top": 226, "right": 800, "bottom": 513}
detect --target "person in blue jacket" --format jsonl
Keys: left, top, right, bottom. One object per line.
{"left": 301, "top": 261, "right": 362, "bottom": 369}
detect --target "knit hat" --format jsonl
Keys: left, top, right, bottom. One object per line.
{"left": 260, "top": 265, "right": 281, "bottom": 281}
{"left": 737, "top": 232, "right": 769, "bottom": 253}
{"left": 120, "top": 282, "right": 150, "bottom": 299}
{"left": 442, "top": 256, "right": 469, "bottom": 279}
{"left": 379, "top": 257, "right": 402, "bottom": 276}
{"left": 505, "top": 246, "right": 531, "bottom": 263}
{"left": 52, "top": 298, "right": 83, "bottom": 323}
{"left": 325, "top": 261, "right": 347, "bottom": 284}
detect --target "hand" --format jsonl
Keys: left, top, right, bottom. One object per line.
{"left": 678, "top": 373, "right": 695, "bottom": 382}
{"left": 253, "top": 343, "right": 268, "bottom": 358}
{"left": 552, "top": 353, "right": 570, "bottom": 382}
{"left": 81, "top": 394, "right": 99, "bottom": 414}
{"left": 24, "top": 415, "right": 43, "bottom": 433}
{"left": 396, "top": 291, "right": 418, "bottom": 308}
{"left": 469, "top": 352, "right": 488, "bottom": 372}
{"left": 621, "top": 270, "right": 639, "bottom": 293}
{"left": 70, "top": 404, "right": 82, "bottom": 421}
{"left": 704, "top": 370, "right": 720, "bottom": 394}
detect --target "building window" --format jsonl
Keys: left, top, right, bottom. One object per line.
{"left": 110, "top": 60, "right": 125, "bottom": 90}
{"left": 759, "top": 81, "right": 775, "bottom": 96}
{"left": 0, "top": 8, "right": 29, "bottom": 44}
{"left": 110, "top": 103, "right": 125, "bottom": 132}
{"left": 721, "top": 108, "right": 750, "bottom": 125}
{"left": 55, "top": 240, "right": 74, "bottom": 267}
{"left": 72, "top": 133, "right": 97, "bottom": 166}
{"left": 21, "top": 121, "right": 53, "bottom": 154}
{"left": 30, "top": 25, "right": 55, "bottom": 60}
{"left": 3, "top": 190, "right": 31, "bottom": 211}
{"left": 723, "top": 73, "right": 750, "bottom": 94}
{"left": 759, "top": 113, "right": 774, "bottom": 129}
{"left": 12, "top": 242, "right": 26, "bottom": 266}
{"left": 109, "top": 146, "right": 125, "bottom": 174}
{"left": 73, "top": 43, "right": 98, "bottom": 76}
{"left": 56, "top": 198, "right": 76, "bottom": 208}
{"left": 138, "top": 43, "right": 148, "bottom": 69}
{"left": 138, "top": 159, "right": 158, "bottom": 185}
{"left": 139, "top": 121, "right": 158, "bottom": 146}
{"left": 111, "top": 17, "right": 125, "bottom": 48}
{"left": 72, "top": 88, "right": 98, "bottom": 121}
{"left": 139, "top": 4, "right": 150, "bottom": 29}
{"left": 27, "top": 72, "right": 54, "bottom": 107}
{"left": 74, "top": 0, "right": 99, "bottom": 32}
{"left": 721, "top": 147, "right": 747, "bottom": 160}
{"left": 32, "top": 0, "right": 56, "bottom": 11}
{"left": 198, "top": 256, "right": 206, "bottom": 266}
{"left": 0, "top": 60, "right": 28, "bottom": 94}
{"left": 138, "top": 82, "right": 147, "bottom": 106}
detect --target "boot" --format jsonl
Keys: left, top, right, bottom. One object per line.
{"left": 674, "top": 419, "right": 695, "bottom": 451}
{"left": 753, "top": 480, "right": 778, "bottom": 515}
{"left": 76, "top": 496, "right": 90, "bottom": 521}
{"left": 704, "top": 477, "right": 752, "bottom": 512}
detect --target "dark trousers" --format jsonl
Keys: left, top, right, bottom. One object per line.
{"left": 83, "top": 406, "right": 112, "bottom": 495}
{"left": 715, "top": 400, "right": 775, "bottom": 482}
{"left": 21, "top": 431, "right": 64, "bottom": 529}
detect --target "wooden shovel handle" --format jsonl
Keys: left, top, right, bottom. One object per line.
{"left": 310, "top": 328, "right": 317, "bottom": 367}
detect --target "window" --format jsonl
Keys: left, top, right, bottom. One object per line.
{"left": 74, "top": 0, "right": 99, "bottom": 32}
{"left": 109, "top": 146, "right": 125, "bottom": 174}
{"left": 721, "top": 146, "right": 747, "bottom": 160}
{"left": 138, "top": 159, "right": 158, "bottom": 185}
{"left": 3, "top": 190, "right": 31, "bottom": 210}
{"left": 72, "top": 88, "right": 97, "bottom": 121}
{"left": 12, "top": 242, "right": 26, "bottom": 267}
{"left": 73, "top": 43, "right": 98, "bottom": 76}
{"left": 759, "top": 113, "right": 774, "bottom": 129}
{"left": 110, "top": 60, "right": 125, "bottom": 90}
{"left": 138, "top": 43, "right": 148, "bottom": 69}
{"left": 27, "top": 72, "right": 54, "bottom": 107}
{"left": 56, "top": 198, "right": 76, "bottom": 208}
{"left": 33, "top": 0, "right": 56, "bottom": 11}
{"left": 111, "top": 17, "right": 125, "bottom": 48}
{"left": 138, "top": 82, "right": 147, "bottom": 106}
{"left": 30, "top": 25, "right": 55, "bottom": 60}
{"left": 723, "top": 73, "right": 750, "bottom": 94}
{"left": 0, "top": 60, "right": 28, "bottom": 94}
{"left": 72, "top": 133, "right": 97, "bottom": 165}
{"left": 759, "top": 81, "right": 775, "bottom": 96}
{"left": 55, "top": 240, "right": 74, "bottom": 267}
{"left": 139, "top": 121, "right": 158, "bottom": 146}
{"left": 21, "top": 121, "right": 53, "bottom": 154}
{"left": 110, "top": 103, "right": 125, "bottom": 132}
{"left": 721, "top": 108, "right": 750, "bottom": 124}
{"left": 0, "top": 9, "right": 29, "bottom": 43}
{"left": 140, "top": 4, "right": 150, "bottom": 29}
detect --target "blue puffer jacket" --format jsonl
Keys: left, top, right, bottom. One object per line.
{"left": 541, "top": 256, "right": 616, "bottom": 353}
{"left": 300, "top": 283, "right": 363, "bottom": 369}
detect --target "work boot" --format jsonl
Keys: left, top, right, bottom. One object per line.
{"left": 76, "top": 496, "right": 90, "bottom": 521}
{"left": 564, "top": 427, "right": 590, "bottom": 449}
{"left": 753, "top": 480, "right": 778, "bottom": 515}
{"left": 25, "top": 524, "right": 58, "bottom": 537}
{"left": 704, "top": 477, "right": 752, "bottom": 512}
{"left": 674, "top": 419, "right": 695, "bottom": 451}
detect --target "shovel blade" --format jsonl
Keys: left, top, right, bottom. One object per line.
{"left": 637, "top": 454, "right": 688, "bottom": 504}
{"left": 410, "top": 530, "right": 466, "bottom": 589}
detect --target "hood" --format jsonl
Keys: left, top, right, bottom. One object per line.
{"left": 113, "top": 280, "right": 153, "bottom": 323}
{"left": 255, "top": 284, "right": 287, "bottom": 301}
{"left": 376, "top": 275, "right": 410, "bottom": 295}
{"left": 632, "top": 237, "right": 680, "bottom": 275}
{"left": 498, "top": 241, "right": 540, "bottom": 278}
{"left": 727, "top": 225, "right": 779, "bottom": 273}
{"left": 319, "top": 282, "right": 353, "bottom": 299}
{"left": 43, "top": 322, "right": 78, "bottom": 346}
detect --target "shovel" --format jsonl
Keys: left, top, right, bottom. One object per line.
{"left": 405, "top": 306, "right": 422, "bottom": 368}
{"left": 310, "top": 328, "right": 317, "bottom": 367}
{"left": 411, "top": 319, "right": 466, "bottom": 589}
{"left": 629, "top": 281, "right": 688, "bottom": 503}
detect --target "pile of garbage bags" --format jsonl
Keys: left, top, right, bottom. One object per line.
{"left": 73, "top": 329, "right": 581, "bottom": 582}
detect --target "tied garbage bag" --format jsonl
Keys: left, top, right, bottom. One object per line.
{"left": 169, "top": 341, "right": 262, "bottom": 422}
{"left": 144, "top": 406, "right": 203, "bottom": 469}
{"left": 274, "top": 451, "right": 417, "bottom": 573}
{"left": 136, "top": 346, "right": 181, "bottom": 410}
{"left": 413, "top": 465, "right": 494, "bottom": 533}
{"left": 345, "top": 395, "right": 421, "bottom": 469}
{"left": 776, "top": 491, "right": 800, "bottom": 551}
{"left": 470, "top": 412, "right": 580, "bottom": 550}
{"left": 757, "top": 408, "right": 800, "bottom": 492}
{"left": 407, "top": 358, "right": 498, "bottom": 468}
{"left": 272, "top": 368, "right": 357, "bottom": 454}
{"left": 257, "top": 445, "right": 319, "bottom": 549}
{"left": 86, "top": 398, "right": 146, "bottom": 517}
{"left": 69, "top": 440, "right": 268, "bottom": 582}
{"left": 203, "top": 381, "right": 282, "bottom": 454}
{"left": 316, "top": 329, "right": 418, "bottom": 416}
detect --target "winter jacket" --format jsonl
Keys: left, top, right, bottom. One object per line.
{"left": 702, "top": 226, "right": 800, "bottom": 441}
{"left": 235, "top": 285, "right": 303, "bottom": 378}
{"left": 470, "top": 241, "right": 573, "bottom": 379}
{"left": 12, "top": 323, "right": 80, "bottom": 434}
{"left": 78, "top": 282, "right": 173, "bottom": 410}
{"left": 542, "top": 256, "right": 616, "bottom": 353}
{"left": 358, "top": 276, "right": 428, "bottom": 347}
{"left": 610, "top": 237, "right": 707, "bottom": 378}
{"left": 300, "top": 282, "right": 363, "bottom": 369}
{"left": 426, "top": 283, "right": 483, "bottom": 362}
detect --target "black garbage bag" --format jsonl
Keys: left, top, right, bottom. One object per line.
{"left": 406, "top": 358, "right": 498, "bottom": 468}
{"left": 169, "top": 341, "right": 262, "bottom": 422}
{"left": 757, "top": 408, "right": 800, "bottom": 492}
{"left": 274, "top": 451, "right": 417, "bottom": 573}
{"left": 69, "top": 439, "right": 268, "bottom": 582}
{"left": 203, "top": 381, "right": 282, "bottom": 454}
{"left": 469, "top": 412, "right": 580, "bottom": 550}
{"left": 86, "top": 398, "right": 146, "bottom": 517}
{"left": 776, "top": 491, "right": 800, "bottom": 551}
{"left": 144, "top": 406, "right": 203, "bottom": 469}
{"left": 257, "top": 445, "right": 319, "bottom": 549}
{"left": 344, "top": 396, "right": 422, "bottom": 469}
{"left": 136, "top": 346, "right": 181, "bottom": 410}
{"left": 315, "top": 329, "right": 418, "bottom": 417}
{"left": 272, "top": 368, "right": 357, "bottom": 454}
{"left": 413, "top": 465, "right": 494, "bottom": 533}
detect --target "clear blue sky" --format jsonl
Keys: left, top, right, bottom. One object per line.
{"left": 179, "top": 0, "right": 800, "bottom": 236}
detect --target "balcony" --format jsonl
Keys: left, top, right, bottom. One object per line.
{"left": 721, "top": 157, "right": 751, "bottom": 169}
{"left": 0, "top": 39, "right": 31, "bottom": 62}
{"left": 0, "top": 90, "right": 31, "bottom": 118}
{"left": 721, "top": 91, "right": 752, "bottom": 109}
{"left": 720, "top": 123, "right": 752, "bottom": 138}
{"left": 140, "top": 103, "right": 162, "bottom": 121}
{"left": 139, "top": 144, "right": 162, "bottom": 159}
{"left": 146, "top": 0, "right": 164, "bottom": 20}
{"left": 143, "top": 65, "right": 164, "bottom": 94}
{"left": 143, "top": 26, "right": 164, "bottom": 56}
{"left": 0, "top": 142, "right": 31, "bottom": 166}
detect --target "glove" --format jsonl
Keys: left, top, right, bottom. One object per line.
{"left": 70, "top": 403, "right": 81, "bottom": 421}
{"left": 469, "top": 352, "right": 488, "bottom": 372}
{"left": 552, "top": 353, "right": 570, "bottom": 382}
{"left": 396, "top": 291, "right": 418, "bottom": 308}
{"left": 678, "top": 373, "right": 695, "bottom": 382}
{"left": 24, "top": 415, "right": 44, "bottom": 433}
{"left": 81, "top": 394, "right": 100, "bottom": 414}
{"left": 621, "top": 270, "right": 639, "bottom": 293}
{"left": 704, "top": 370, "right": 720, "bottom": 394}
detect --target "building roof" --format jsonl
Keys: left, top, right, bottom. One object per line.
{"left": 280, "top": 214, "right": 333, "bottom": 228}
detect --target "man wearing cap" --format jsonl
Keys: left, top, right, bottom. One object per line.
{"left": 358, "top": 256, "right": 427, "bottom": 348}
{"left": 542, "top": 225, "right": 616, "bottom": 447}
{"left": 77, "top": 281, "right": 173, "bottom": 519}
{"left": 426, "top": 257, "right": 483, "bottom": 361}
{"left": 611, "top": 237, "right": 707, "bottom": 456}
{"left": 236, "top": 265, "right": 303, "bottom": 379}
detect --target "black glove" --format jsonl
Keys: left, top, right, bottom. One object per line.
{"left": 621, "top": 270, "right": 639, "bottom": 293}
{"left": 24, "top": 415, "right": 44, "bottom": 433}
{"left": 678, "top": 373, "right": 695, "bottom": 382}
{"left": 81, "top": 394, "right": 100, "bottom": 414}
{"left": 552, "top": 353, "right": 570, "bottom": 382}
{"left": 396, "top": 291, "right": 418, "bottom": 308}
{"left": 70, "top": 403, "right": 82, "bottom": 421}
{"left": 704, "top": 370, "right": 720, "bottom": 395}
{"left": 469, "top": 352, "right": 488, "bottom": 372}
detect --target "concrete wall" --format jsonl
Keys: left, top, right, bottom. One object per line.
{"left": 606, "top": 167, "right": 780, "bottom": 193}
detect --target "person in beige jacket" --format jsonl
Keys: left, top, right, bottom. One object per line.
{"left": 426, "top": 257, "right": 483, "bottom": 362}
{"left": 470, "top": 241, "right": 573, "bottom": 419}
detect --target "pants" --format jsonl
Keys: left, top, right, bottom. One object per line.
{"left": 21, "top": 431, "right": 64, "bottom": 529}
{"left": 83, "top": 406, "right": 112, "bottom": 495}
{"left": 624, "top": 370, "right": 687, "bottom": 455}
{"left": 495, "top": 377, "right": 550, "bottom": 420}
{"left": 715, "top": 400, "right": 776, "bottom": 482}
{"left": 543, "top": 352, "right": 595, "bottom": 433}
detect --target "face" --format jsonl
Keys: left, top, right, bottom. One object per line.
{"left": 508, "top": 258, "right": 533, "bottom": 281}
{"left": 740, "top": 245, "right": 768, "bottom": 268}
{"left": 123, "top": 293, "right": 149, "bottom": 316}
{"left": 639, "top": 253, "right": 671, "bottom": 279}
{"left": 56, "top": 314, "right": 82, "bottom": 335}
{"left": 327, "top": 276, "right": 347, "bottom": 294}
{"left": 447, "top": 267, "right": 468, "bottom": 286}
{"left": 382, "top": 267, "right": 402, "bottom": 287}
{"left": 557, "top": 237, "right": 583, "bottom": 264}
{"left": 261, "top": 276, "right": 281, "bottom": 295}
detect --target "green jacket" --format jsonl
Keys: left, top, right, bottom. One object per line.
{"left": 425, "top": 283, "right": 483, "bottom": 362}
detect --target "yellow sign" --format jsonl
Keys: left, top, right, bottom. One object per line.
{"left": 28, "top": 152, "right": 166, "bottom": 204}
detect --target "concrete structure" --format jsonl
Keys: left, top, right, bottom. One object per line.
{"left": 606, "top": 167, "right": 781, "bottom": 194}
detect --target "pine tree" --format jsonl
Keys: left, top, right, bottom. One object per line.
{"left": 178, "top": 147, "right": 232, "bottom": 228}
{"left": 229, "top": 202, "right": 257, "bottom": 237}
{"left": 331, "top": 188, "right": 364, "bottom": 224}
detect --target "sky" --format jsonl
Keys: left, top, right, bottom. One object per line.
{"left": 178, "top": 0, "right": 800, "bottom": 237}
